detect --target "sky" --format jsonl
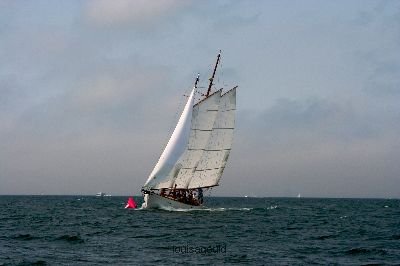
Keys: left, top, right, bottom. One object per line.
{"left": 1, "top": 0, "right": 399, "bottom": 197}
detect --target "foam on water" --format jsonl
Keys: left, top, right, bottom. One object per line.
{"left": 157, "top": 206, "right": 253, "bottom": 212}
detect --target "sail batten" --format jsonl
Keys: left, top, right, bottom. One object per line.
{"left": 192, "top": 129, "right": 213, "bottom": 132}
{"left": 188, "top": 148, "right": 231, "bottom": 151}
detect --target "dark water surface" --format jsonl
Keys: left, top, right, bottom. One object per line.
{"left": 0, "top": 196, "right": 399, "bottom": 265}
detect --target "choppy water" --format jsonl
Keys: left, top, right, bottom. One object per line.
{"left": 0, "top": 196, "right": 399, "bottom": 265}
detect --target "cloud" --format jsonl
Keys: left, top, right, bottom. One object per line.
{"left": 1, "top": 1, "right": 400, "bottom": 197}
{"left": 361, "top": 52, "right": 400, "bottom": 97}
{"left": 85, "top": 0, "right": 186, "bottom": 27}
{"left": 217, "top": 96, "right": 400, "bottom": 197}
{"left": 351, "top": 2, "right": 400, "bottom": 97}
{"left": 241, "top": 97, "right": 383, "bottom": 145}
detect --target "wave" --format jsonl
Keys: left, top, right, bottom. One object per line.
{"left": 313, "top": 234, "right": 335, "bottom": 240}
{"left": 55, "top": 234, "right": 84, "bottom": 243}
{"left": 12, "top": 259, "right": 47, "bottom": 265}
{"left": 345, "top": 247, "right": 387, "bottom": 256}
{"left": 391, "top": 234, "right": 400, "bottom": 240}
{"left": 156, "top": 206, "right": 253, "bottom": 212}
{"left": 131, "top": 233, "right": 172, "bottom": 239}
{"left": 12, "top": 233, "right": 36, "bottom": 240}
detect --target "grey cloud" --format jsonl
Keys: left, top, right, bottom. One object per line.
{"left": 351, "top": 2, "right": 400, "bottom": 97}
{"left": 1, "top": 1, "right": 400, "bottom": 197}
{"left": 242, "top": 98, "right": 381, "bottom": 144}
{"left": 84, "top": 0, "right": 189, "bottom": 29}
{"left": 364, "top": 55, "right": 400, "bottom": 97}
{"left": 220, "top": 97, "right": 400, "bottom": 198}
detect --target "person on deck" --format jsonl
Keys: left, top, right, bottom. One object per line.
{"left": 188, "top": 190, "right": 193, "bottom": 205}
{"left": 198, "top": 188, "right": 203, "bottom": 204}
{"left": 172, "top": 184, "right": 177, "bottom": 200}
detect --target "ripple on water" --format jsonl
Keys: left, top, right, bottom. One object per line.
{"left": 55, "top": 234, "right": 84, "bottom": 243}
{"left": 0, "top": 196, "right": 399, "bottom": 265}
{"left": 345, "top": 247, "right": 388, "bottom": 256}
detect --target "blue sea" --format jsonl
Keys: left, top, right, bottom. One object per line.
{"left": 0, "top": 196, "right": 399, "bottom": 265}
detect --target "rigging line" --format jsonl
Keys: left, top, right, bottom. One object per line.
{"left": 220, "top": 59, "right": 228, "bottom": 89}
{"left": 218, "top": 59, "right": 222, "bottom": 87}
{"left": 206, "top": 187, "right": 213, "bottom": 197}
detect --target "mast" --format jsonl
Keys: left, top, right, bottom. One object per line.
{"left": 194, "top": 73, "right": 200, "bottom": 88}
{"left": 206, "top": 50, "right": 221, "bottom": 97}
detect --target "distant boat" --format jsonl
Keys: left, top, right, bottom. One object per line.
{"left": 297, "top": 193, "right": 301, "bottom": 198}
{"left": 96, "top": 192, "right": 111, "bottom": 197}
{"left": 141, "top": 51, "right": 237, "bottom": 209}
{"left": 244, "top": 194, "right": 258, "bottom": 198}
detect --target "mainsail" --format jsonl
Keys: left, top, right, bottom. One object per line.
{"left": 188, "top": 87, "right": 236, "bottom": 188}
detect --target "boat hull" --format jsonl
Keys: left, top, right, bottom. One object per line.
{"left": 142, "top": 193, "right": 203, "bottom": 210}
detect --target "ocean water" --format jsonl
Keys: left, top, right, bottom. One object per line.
{"left": 0, "top": 196, "right": 399, "bottom": 265}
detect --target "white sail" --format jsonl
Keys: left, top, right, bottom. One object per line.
{"left": 188, "top": 87, "right": 236, "bottom": 189}
{"left": 143, "top": 89, "right": 195, "bottom": 189}
{"left": 172, "top": 90, "right": 221, "bottom": 188}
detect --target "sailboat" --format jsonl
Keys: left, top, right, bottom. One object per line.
{"left": 141, "top": 51, "right": 237, "bottom": 209}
